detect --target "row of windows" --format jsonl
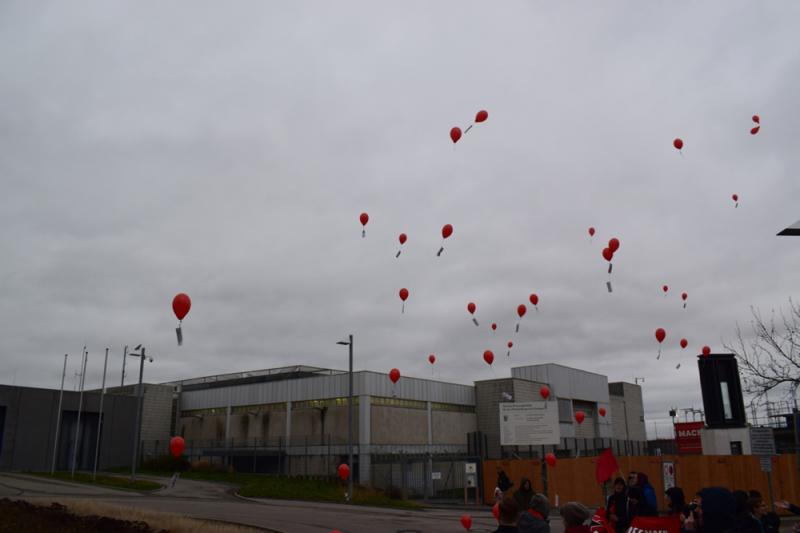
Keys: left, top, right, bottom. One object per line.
{"left": 184, "top": 396, "right": 474, "bottom": 416}
{"left": 293, "top": 397, "right": 359, "bottom": 409}
{"left": 231, "top": 403, "right": 286, "bottom": 415}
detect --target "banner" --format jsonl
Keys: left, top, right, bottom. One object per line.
{"left": 674, "top": 421, "right": 704, "bottom": 454}
{"left": 626, "top": 515, "right": 681, "bottom": 533}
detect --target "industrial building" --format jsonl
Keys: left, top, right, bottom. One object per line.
{"left": 1, "top": 361, "right": 646, "bottom": 493}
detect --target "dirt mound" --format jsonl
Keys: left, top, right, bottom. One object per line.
{"left": 0, "top": 498, "right": 168, "bottom": 533}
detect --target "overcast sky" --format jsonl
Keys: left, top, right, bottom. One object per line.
{"left": 2, "top": 1, "right": 799, "bottom": 437}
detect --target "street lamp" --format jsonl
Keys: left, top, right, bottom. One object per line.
{"left": 128, "top": 344, "right": 153, "bottom": 482}
{"left": 336, "top": 335, "right": 354, "bottom": 503}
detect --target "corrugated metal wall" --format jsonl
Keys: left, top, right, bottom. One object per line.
{"left": 181, "top": 371, "right": 475, "bottom": 410}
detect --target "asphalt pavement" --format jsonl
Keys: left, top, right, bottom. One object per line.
{"left": 0, "top": 472, "right": 552, "bottom": 533}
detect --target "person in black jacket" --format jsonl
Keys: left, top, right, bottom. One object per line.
{"left": 497, "top": 467, "right": 514, "bottom": 495}
{"left": 494, "top": 496, "right": 522, "bottom": 533}
{"left": 606, "top": 477, "right": 628, "bottom": 533}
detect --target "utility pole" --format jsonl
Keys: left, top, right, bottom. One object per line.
{"left": 130, "top": 346, "right": 150, "bottom": 482}
{"left": 120, "top": 344, "right": 128, "bottom": 387}
{"left": 92, "top": 347, "right": 109, "bottom": 480}
{"left": 51, "top": 354, "right": 68, "bottom": 474}
{"left": 336, "top": 335, "right": 354, "bottom": 502}
{"left": 71, "top": 347, "right": 87, "bottom": 478}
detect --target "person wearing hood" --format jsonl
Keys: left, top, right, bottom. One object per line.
{"left": 518, "top": 493, "right": 551, "bottom": 533}
{"left": 684, "top": 487, "right": 736, "bottom": 533}
{"left": 493, "top": 496, "right": 522, "bottom": 533}
{"left": 561, "top": 502, "right": 592, "bottom": 533}
{"left": 636, "top": 472, "right": 658, "bottom": 513}
{"left": 606, "top": 477, "right": 628, "bottom": 533}
{"left": 514, "top": 478, "right": 535, "bottom": 512}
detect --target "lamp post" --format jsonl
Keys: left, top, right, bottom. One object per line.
{"left": 128, "top": 345, "right": 153, "bottom": 482}
{"left": 336, "top": 335, "right": 354, "bottom": 503}
{"left": 51, "top": 354, "right": 68, "bottom": 474}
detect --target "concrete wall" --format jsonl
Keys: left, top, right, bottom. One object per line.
{"left": 0, "top": 385, "right": 136, "bottom": 471}
{"left": 106, "top": 384, "right": 174, "bottom": 443}
{"left": 608, "top": 382, "right": 646, "bottom": 442}
{"left": 475, "top": 378, "right": 514, "bottom": 459}
{"left": 291, "top": 405, "right": 354, "bottom": 444}
{"left": 371, "top": 405, "right": 427, "bottom": 445}
{"left": 700, "top": 427, "right": 752, "bottom": 455}
{"left": 431, "top": 410, "right": 476, "bottom": 444}
{"left": 227, "top": 411, "right": 287, "bottom": 442}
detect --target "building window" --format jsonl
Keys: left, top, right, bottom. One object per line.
{"left": 720, "top": 382, "right": 733, "bottom": 420}
{"left": 293, "top": 397, "right": 359, "bottom": 409}
{"left": 371, "top": 397, "right": 426, "bottom": 410}
{"left": 558, "top": 399, "right": 572, "bottom": 423}
{"left": 230, "top": 402, "right": 286, "bottom": 415}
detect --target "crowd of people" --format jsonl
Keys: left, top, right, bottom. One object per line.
{"left": 491, "top": 468, "right": 800, "bottom": 533}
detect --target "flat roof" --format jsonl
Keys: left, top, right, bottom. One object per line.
{"left": 163, "top": 365, "right": 347, "bottom": 392}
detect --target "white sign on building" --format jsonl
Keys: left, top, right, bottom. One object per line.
{"left": 499, "top": 401, "right": 560, "bottom": 446}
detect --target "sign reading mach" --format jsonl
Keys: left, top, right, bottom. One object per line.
{"left": 674, "top": 422, "right": 704, "bottom": 454}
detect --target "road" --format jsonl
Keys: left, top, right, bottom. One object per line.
{"left": 0, "top": 473, "right": 565, "bottom": 533}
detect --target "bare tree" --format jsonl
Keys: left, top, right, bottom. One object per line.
{"left": 724, "top": 300, "right": 800, "bottom": 402}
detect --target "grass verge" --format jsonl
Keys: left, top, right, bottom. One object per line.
{"left": 56, "top": 499, "right": 271, "bottom": 533}
{"left": 135, "top": 470, "right": 420, "bottom": 510}
{"left": 29, "top": 471, "right": 161, "bottom": 491}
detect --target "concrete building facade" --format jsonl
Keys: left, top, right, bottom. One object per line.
{"left": 0, "top": 385, "right": 137, "bottom": 471}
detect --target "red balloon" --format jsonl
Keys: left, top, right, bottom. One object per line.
{"left": 507, "top": 341, "right": 513, "bottom": 349}
{"left": 598, "top": 407, "right": 607, "bottom": 417}
{"left": 492, "top": 502, "right": 500, "bottom": 521}
{"left": 428, "top": 354, "right": 436, "bottom": 365}
{"left": 682, "top": 292, "right": 688, "bottom": 301}
{"left": 359, "top": 212, "right": 369, "bottom": 226}
{"left": 491, "top": 323, "right": 497, "bottom": 331}
{"left": 460, "top": 514, "right": 473, "bottom": 530}
{"left": 602, "top": 247, "right": 614, "bottom": 262}
{"left": 337, "top": 463, "right": 350, "bottom": 481}
{"left": 663, "top": 285, "right": 669, "bottom": 293}
{"left": 539, "top": 386, "right": 550, "bottom": 400}
{"left": 399, "top": 288, "right": 409, "bottom": 301}
{"left": 467, "top": 302, "right": 476, "bottom": 315}
{"left": 732, "top": 194, "right": 738, "bottom": 202}
{"left": 483, "top": 350, "right": 494, "bottom": 365}
{"left": 588, "top": 227, "right": 596, "bottom": 237}
{"left": 752, "top": 115, "right": 760, "bottom": 124}
{"left": 673, "top": 138, "right": 684, "bottom": 150}
{"left": 399, "top": 233, "right": 407, "bottom": 245}
{"left": 680, "top": 338, "right": 688, "bottom": 349}
{"left": 475, "top": 110, "right": 488, "bottom": 123}
{"left": 442, "top": 224, "right": 454, "bottom": 239}
{"left": 750, "top": 126, "right": 760, "bottom": 135}
{"left": 529, "top": 293, "right": 539, "bottom": 306}
{"left": 608, "top": 238, "right": 620, "bottom": 253}
{"left": 545, "top": 452, "right": 557, "bottom": 467}
{"left": 655, "top": 328, "right": 666, "bottom": 344}
{"left": 450, "top": 127, "right": 462, "bottom": 144}
{"left": 517, "top": 304, "right": 527, "bottom": 318}
{"left": 172, "top": 293, "right": 191, "bottom": 321}
{"left": 702, "top": 345, "right": 711, "bottom": 357}
{"left": 169, "top": 436, "right": 185, "bottom": 458}
{"left": 575, "top": 410, "right": 585, "bottom": 424}
{"left": 389, "top": 368, "right": 401, "bottom": 384}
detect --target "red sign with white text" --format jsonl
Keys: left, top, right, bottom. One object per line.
{"left": 626, "top": 515, "right": 681, "bottom": 533}
{"left": 674, "top": 422, "right": 704, "bottom": 454}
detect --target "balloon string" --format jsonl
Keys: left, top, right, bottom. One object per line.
{"left": 515, "top": 323, "right": 520, "bottom": 333}
{"left": 402, "top": 303, "right": 405, "bottom": 314}
{"left": 362, "top": 229, "right": 366, "bottom": 238}
{"left": 683, "top": 303, "right": 687, "bottom": 309}
{"left": 396, "top": 250, "right": 401, "bottom": 258}
{"left": 657, "top": 347, "right": 661, "bottom": 360}
{"left": 472, "top": 318, "right": 479, "bottom": 326}
{"left": 607, "top": 281, "right": 613, "bottom": 293}
{"left": 506, "top": 350, "right": 510, "bottom": 357}
{"left": 437, "top": 246, "right": 444, "bottom": 257}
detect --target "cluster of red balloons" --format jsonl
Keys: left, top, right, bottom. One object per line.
{"left": 751, "top": 115, "right": 760, "bottom": 135}
{"left": 450, "top": 109, "right": 489, "bottom": 144}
